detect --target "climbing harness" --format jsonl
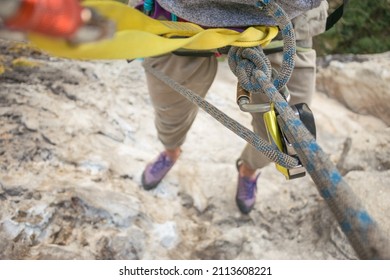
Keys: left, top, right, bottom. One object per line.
{"left": 139, "top": 0, "right": 218, "bottom": 57}
{"left": 24, "top": 0, "right": 278, "bottom": 60}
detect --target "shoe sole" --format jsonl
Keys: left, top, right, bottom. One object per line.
{"left": 235, "top": 197, "right": 254, "bottom": 215}
{"left": 141, "top": 171, "right": 161, "bottom": 190}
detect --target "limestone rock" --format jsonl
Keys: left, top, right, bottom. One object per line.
{"left": 317, "top": 52, "right": 390, "bottom": 125}
{"left": 1, "top": 39, "right": 389, "bottom": 259}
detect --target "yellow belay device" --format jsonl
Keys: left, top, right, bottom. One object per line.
{"left": 263, "top": 103, "right": 316, "bottom": 179}
{"left": 236, "top": 84, "right": 316, "bottom": 180}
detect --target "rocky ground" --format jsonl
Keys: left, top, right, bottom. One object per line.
{"left": 0, "top": 39, "right": 389, "bottom": 259}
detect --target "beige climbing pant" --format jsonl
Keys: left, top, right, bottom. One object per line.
{"left": 142, "top": 2, "right": 328, "bottom": 169}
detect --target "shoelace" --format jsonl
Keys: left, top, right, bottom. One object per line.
{"left": 150, "top": 153, "right": 173, "bottom": 174}
{"left": 239, "top": 177, "right": 257, "bottom": 200}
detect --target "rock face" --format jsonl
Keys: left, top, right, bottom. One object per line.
{"left": 317, "top": 52, "right": 390, "bottom": 126}
{"left": 0, "top": 40, "right": 389, "bottom": 259}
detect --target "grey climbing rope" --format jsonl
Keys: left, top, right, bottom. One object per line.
{"left": 144, "top": 0, "right": 390, "bottom": 259}
{"left": 143, "top": 61, "right": 299, "bottom": 169}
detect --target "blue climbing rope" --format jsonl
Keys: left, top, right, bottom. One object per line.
{"left": 228, "top": 0, "right": 390, "bottom": 259}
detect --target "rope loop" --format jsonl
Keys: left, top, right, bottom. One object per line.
{"left": 228, "top": 46, "right": 271, "bottom": 94}
{"left": 228, "top": 0, "right": 296, "bottom": 104}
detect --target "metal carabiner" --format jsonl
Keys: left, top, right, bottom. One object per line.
{"left": 236, "top": 83, "right": 290, "bottom": 113}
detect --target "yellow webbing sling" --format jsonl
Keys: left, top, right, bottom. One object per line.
{"left": 27, "top": 0, "right": 278, "bottom": 60}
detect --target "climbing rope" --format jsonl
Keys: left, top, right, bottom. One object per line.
{"left": 143, "top": 62, "right": 299, "bottom": 169}
{"left": 228, "top": 0, "right": 390, "bottom": 260}
{"left": 145, "top": 0, "right": 390, "bottom": 259}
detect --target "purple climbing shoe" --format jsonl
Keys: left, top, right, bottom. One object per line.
{"left": 141, "top": 152, "right": 176, "bottom": 190}
{"left": 235, "top": 174, "right": 259, "bottom": 214}
{"left": 235, "top": 160, "right": 259, "bottom": 214}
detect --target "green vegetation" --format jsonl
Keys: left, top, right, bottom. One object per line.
{"left": 314, "top": 0, "right": 390, "bottom": 55}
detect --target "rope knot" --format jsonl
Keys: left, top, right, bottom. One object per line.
{"left": 228, "top": 0, "right": 296, "bottom": 98}
{"left": 228, "top": 46, "right": 272, "bottom": 94}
